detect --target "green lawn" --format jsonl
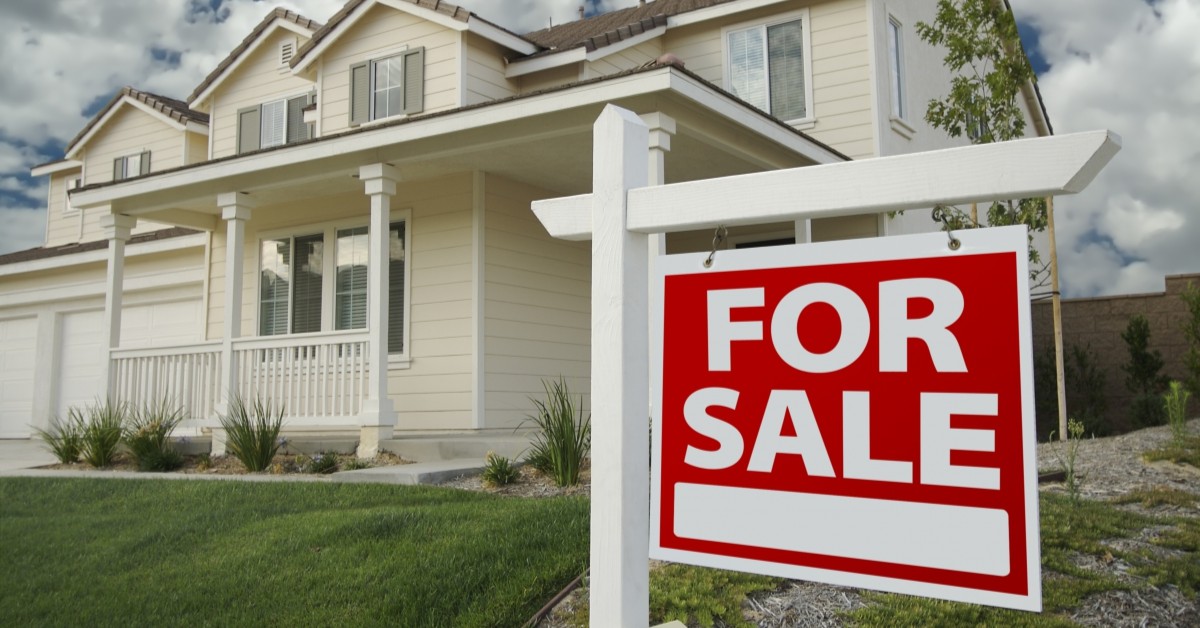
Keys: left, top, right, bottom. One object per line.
{"left": 0, "top": 478, "right": 588, "bottom": 627}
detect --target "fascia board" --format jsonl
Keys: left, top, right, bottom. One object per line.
{"left": 506, "top": 48, "right": 586, "bottom": 78}
{"left": 191, "top": 20, "right": 315, "bottom": 106}
{"left": 0, "top": 233, "right": 207, "bottom": 278}
{"left": 30, "top": 160, "right": 83, "bottom": 177}
{"left": 584, "top": 26, "right": 667, "bottom": 62}
{"left": 467, "top": 17, "right": 538, "bottom": 55}
{"left": 377, "top": 0, "right": 469, "bottom": 31}
{"left": 667, "top": 0, "right": 791, "bottom": 28}
{"left": 185, "top": 122, "right": 210, "bottom": 136}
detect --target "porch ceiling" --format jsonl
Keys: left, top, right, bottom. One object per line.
{"left": 78, "top": 67, "right": 842, "bottom": 226}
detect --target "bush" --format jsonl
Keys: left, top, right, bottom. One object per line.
{"left": 1129, "top": 393, "right": 1167, "bottom": 430}
{"left": 1065, "top": 344, "right": 1109, "bottom": 435}
{"left": 1164, "top": 381, "right": 1192, "bottom": 446}
{"left": 123, "top": 400, "right": 185, "bottom": 472}
{"left": 79, "top": 400, "right": 127, "bottom": 468}
{"left": 522, "top": 377, "right": 590, "bottom": 487}
{"left": 342, "top": 457, "right": 372, "bottom": 471}
{"left": 302, "top": 452, "right": 339, "bottom": 475}
{"left": 481, "top": 451, "right": 519, "bottom": 487}
{"left": 33, "top": 410, "right": 84, "bottom": 464}
{"left": 219, "top": 398, "right": 284, "bottom": 472}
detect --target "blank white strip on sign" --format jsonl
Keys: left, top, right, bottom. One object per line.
{"left": 674, "top": 484, "right": 1010, "bottom": 576}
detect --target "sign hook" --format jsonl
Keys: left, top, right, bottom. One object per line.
{"left": 931, "top": 206, "right": 962, "bottom": 251}
{"left": 703, "top": 225, "right": 729, "bottom": 268}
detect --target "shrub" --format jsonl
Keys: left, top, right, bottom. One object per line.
{"left": 481, "top": 451, "right": 519, "bottom": 487}
{"left": 219, "top": 398, "right": 284, "bottom": 472}
{"left": 522, "top": 377, "right": 590, "bottom": 487}
{"left": 1123, "top": 314, "right": 1170, "bottom": 429}
{"left": 342, "top": 457, "right": 372, "bottom": 471}
{"left": 1183, "top": 281, "right": 1200, "bottom": 398}
{"left": 303, "top": 452, "right": 339, "bottom": 475}
{"left": 123, "top": 399, "right": 185, "bottom": 472}
{"left": 1164, "top": 381, "right": 1192, "bottom": 446}
{"left": 1065, "top": 344, "right": 1109, "bottom": 435}
{"left": 33, "top": 410, "right": 84, "bottom": 464}
{"left": 79, "top": 400, "right": 127, "bottom": 468}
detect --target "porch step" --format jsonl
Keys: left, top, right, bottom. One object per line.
{"left": 381, "top": 432, "right": 535, "bottom": 463}
{"left": 331, "top": 459, "right": 484, "bottom": 485}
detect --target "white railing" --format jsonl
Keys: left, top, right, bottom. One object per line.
{"left": 232, "top": 330, "right": 369, "bottom": 420}
{"left": 110, "top": 341, "right": 223, "bottom": 420}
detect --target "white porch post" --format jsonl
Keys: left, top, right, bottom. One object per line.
{"left": 98, "top": 213, "right": 136, "bottom": 399}
{"left": 213, "top": 192, "right": 255, "bottom": 455}
{"left": 590, "top": 106, "right": 650, "bottom": 625}
{"left": 642, "top": 113, "right": 675, "bottom": 259}
{"left": 357, "top": 163, "right": 400, "bottom": 457}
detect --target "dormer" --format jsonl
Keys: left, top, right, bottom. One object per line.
{"left": 187, "top": 9, "right": 323, "bottom": 159}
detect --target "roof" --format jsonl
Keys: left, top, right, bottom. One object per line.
{"left": 64, "top": 87, "right": 209, "bottom": 156}
{"left": 522, "top": 0, "right": 733, "bottom": 52}
{"left": 291, "top": 0, "right": 470, "bottom": 68}
{"left": 187, "top": 8, "right": 322, "bottom": 104}
{"left": 0, "top": 228, "right": 199, "bottom": 267}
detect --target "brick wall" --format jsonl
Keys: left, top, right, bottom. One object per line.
{"left": 1031, "top": 273, "right": 1198, "bottom": 433}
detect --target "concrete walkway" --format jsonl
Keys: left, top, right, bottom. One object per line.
{"left": 0, "top": 439, "right": 483, "bottom": 485}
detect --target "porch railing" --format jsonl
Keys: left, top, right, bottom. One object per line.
{"left": 233, "top": 330, "right": 370, "bottom": 420}
{"left": 110, "top": 342, "right": 223, "bottom": 420}
{"left": 109, "top": 331, "right": 370, "bottom": 421}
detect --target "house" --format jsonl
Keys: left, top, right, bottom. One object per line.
{"left": 1, "top": 0, "right": 1050, "bottom": 456}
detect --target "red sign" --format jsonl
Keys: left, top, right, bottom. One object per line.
{"left": 649, "top": 226, "right": 1041, "bottom": 612}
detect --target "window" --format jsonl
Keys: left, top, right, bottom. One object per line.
{"left": 888, "top": 17, "right": 906, "bottom": 120}
{"left": 349, "top": 47, "right": 424, "bottom": 126}
{"left": 259, "top": 217, "right": 408, "bottom": 356}
{"left": 237, "top": 93, "right": 312, "bottom": 154}
{"left": 113, "top": 151, "right": 150, "bottom": 181}
{"left": 726, "top": 15, "right": 810, "bottom": 122}
{"left": 63, "top": 176, "right": 81, "bottom": 214}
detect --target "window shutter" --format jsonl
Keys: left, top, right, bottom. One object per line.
{"left": 113, "top": 158, "right": 123, "bottom": 181}
{"left": 349, "top": 62, "right": 370, "bottom": 126}
{"left": 402, "top": 47, "right": 424, "bottom": 115}
{"left": 139, "top": 151, "right": 151, "bottom": 175}
{"left": 388, "top": 222, "right": 406, "bottom": 353}
{"left": 286, "top": 95, "right": 308, "bottom": 143}
{"left": 237, "top": 106, "right": 261, "bottom": 154}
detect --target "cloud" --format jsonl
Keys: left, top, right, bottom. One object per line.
{"left": 0, "top": 206, "right": 46, "bottom": 255}
{"left": 1012, "top": 0, "right": 1200, "bottom": 296}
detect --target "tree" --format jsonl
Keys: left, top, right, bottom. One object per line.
{"left": 916, "top": 0, "right": 1049, "bottom": 282}
{"left": 1121, "top": 314, "right": 1169, "bottom": 429}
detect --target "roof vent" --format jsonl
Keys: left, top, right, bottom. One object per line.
{"left": 280, "top": 40, "right": 296, "bottom": 66}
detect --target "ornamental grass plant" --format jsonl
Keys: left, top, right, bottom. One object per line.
{"left": 522, "top": 377, "right": 590, "bottom": 487}
{"left": 33, "top": 410, "right": 85, "bottom": 464}
{"left": 123, "top": 399, "right": 185, "bottom": 472}
{"left": 219, "top": 398, "right": 284, "bottom": 472}
{"left": 79, "top": 400, "right": 127, "bottom": 468}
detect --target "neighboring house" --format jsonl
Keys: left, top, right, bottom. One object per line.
{"left": 2, "top": 0, "right": 1050, "bottom": 454}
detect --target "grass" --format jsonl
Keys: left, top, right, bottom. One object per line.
{"left": 1144, "top": 435, "right": 1200, "bottom": 468}
{"left": 0, "top": 478, "right": 588, "bottom": 627}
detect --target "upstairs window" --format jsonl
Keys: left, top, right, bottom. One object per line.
{"left": 113, "top": 151, "right": 150, "bottom": 181}
{"left": 726, "top": 15, "right": 811, "bottom": 123}
{"left": 349, "top": 47, "right": 424, "bottom": 126}
{"left": 63, "top": 176, "right": 81, "bottom": 214}
{"left": 237, "top": 93, "right": 313, "bottom": 154}
{"left": 888, "top": 17, "right": 907, "bottom": 120}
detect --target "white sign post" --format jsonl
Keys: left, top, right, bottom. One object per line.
{"left": 532, "top": 105, "right": 1119, "bottom": 626}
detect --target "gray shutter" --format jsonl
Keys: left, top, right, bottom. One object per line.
{"left": 402, "top": 47, "right": 424, "bottom": 115}
{"left": 139, "top": 151, "right": 151, "bottom": 175}
{"left": 349, "top": 62, "right": 370, "bottom": 126}
{"left": 237, "top": 106, "right": 261, "bottom": 154}
{"left": 113, "top": 158, "right": 123, "bottom": 181}
{"left": 286, "top": 95, "right": 308, "bottom": 143}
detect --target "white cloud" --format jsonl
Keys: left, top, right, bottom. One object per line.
{"left": 0, "top": 206, "right": 46, "bottom": 255}
{"left": 1012, "top": 0, "right": 1200, "bottom": 296}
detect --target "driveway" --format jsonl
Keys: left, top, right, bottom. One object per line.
{"left": 0, "top": 440, "right": 55, "bottom": 471}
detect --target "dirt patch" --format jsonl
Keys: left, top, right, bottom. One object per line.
{"left": 41, "top": 450, "right": 411, "bottom": 476}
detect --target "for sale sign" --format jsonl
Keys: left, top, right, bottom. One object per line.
{"left": 649, "top": 225, "right": 1041, "bottom": 612}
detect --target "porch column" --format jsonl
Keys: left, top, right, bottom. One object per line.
{"left": 213, "top": 192, "right": 255, "bottom": 455}
{"left": 358, "top": 163, "right": 400, "bottom": 457}
{"left": 98, "top": 213, "right": 136, "bottom": 399}
{"left": 641, "top": 113, "right": 675, "bottom": 259}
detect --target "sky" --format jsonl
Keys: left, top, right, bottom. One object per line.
{"left": 0, "top": 0, "right": 1196, "bottom": 298}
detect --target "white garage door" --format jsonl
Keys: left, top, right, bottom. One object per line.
{"left": 57, "top": 310, "right": 105, "bottom": 416}
{"left": 0, "top": 317, "right": 38, "bottom": 438}
{"left": 122, "top": 300, "right": 201, "bottom": 349}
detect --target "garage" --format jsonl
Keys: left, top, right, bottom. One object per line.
{"left": 0, "top": 317, "right": 37, "bottom": 438}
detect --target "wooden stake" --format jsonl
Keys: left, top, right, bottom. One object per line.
{"left": 1047, "top": 196, "right": 1068, "bottom": 441}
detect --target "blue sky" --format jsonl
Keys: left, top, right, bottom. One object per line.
{"left": 1, "top": 0, "right": 1196, "bottom": 298}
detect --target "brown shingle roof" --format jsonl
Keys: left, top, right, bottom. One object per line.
{"left": 291, "top": 0, "right": 472, "bottom": 69}
{"left": 187, "top": 8, "right": 322, "bottom": 104}
{"left": 65, "top": 87, "right": 209, "bottom": 156}
{"left": 522, "top": 0, "right": 733, "bottom": 52}
{"left": 0, "top": 228, "right": 200, "bottom": 267}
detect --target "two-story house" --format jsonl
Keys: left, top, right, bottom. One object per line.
{"left": 1, "top": 0, "right": 1050, "bottom": 456}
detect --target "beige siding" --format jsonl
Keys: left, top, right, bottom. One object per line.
{"left": 483, "top": 174, "right": 590, "bottom": 429}
{"left": 666, "top": 222, "right": 796, "bottom": 254}
{"left": 208, "top": 28, "right": 316, "bottom": 159}
{"left": 80, "top": 106, "right": 186, "bottom": 186}
{"left": 812, "top": 214, "right": 877, "bottom": 241}
{"left": 582, "top": 40, "right": 663, "bottom": 79}
{"left": 319, "top": 4, "right": 460, "bottom": 136}
{"left": 44, "top": 171, "right": 83, "bottom": 248}
{"left": 184, "top": 130, "right": 208, "bottom": 165}
{"left": 463, "top": 33, "right": 518, "bottom": 105}
{"left": 518, "top": 64, "right": 581, "bottom": 94}
{"left": 205, "top": 173, "right": 475, "bottom": 430}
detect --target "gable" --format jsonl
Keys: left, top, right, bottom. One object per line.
{"left": 188, "top": 10, "right": 321, "bottom": 108}
{"left": 79, "top": 103, "right": 187, "bottom": 186}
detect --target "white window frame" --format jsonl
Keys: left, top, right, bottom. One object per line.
{"left": 887, "top": 16, "right": 912, "bottom": 125}
{"left": 115, "top": 152, "right": 146, "bottom": 180}
{"left": 365, "top": 45, "right": 409, "bottom": 126}
{"left": 255, "top": 209, "right": 413, "bottom": 368}
{"left": 63, "top": 176, "right": 81, "bottom": 214}
{"left": 722, "top": 9, "right": 816, "bottom": 128}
